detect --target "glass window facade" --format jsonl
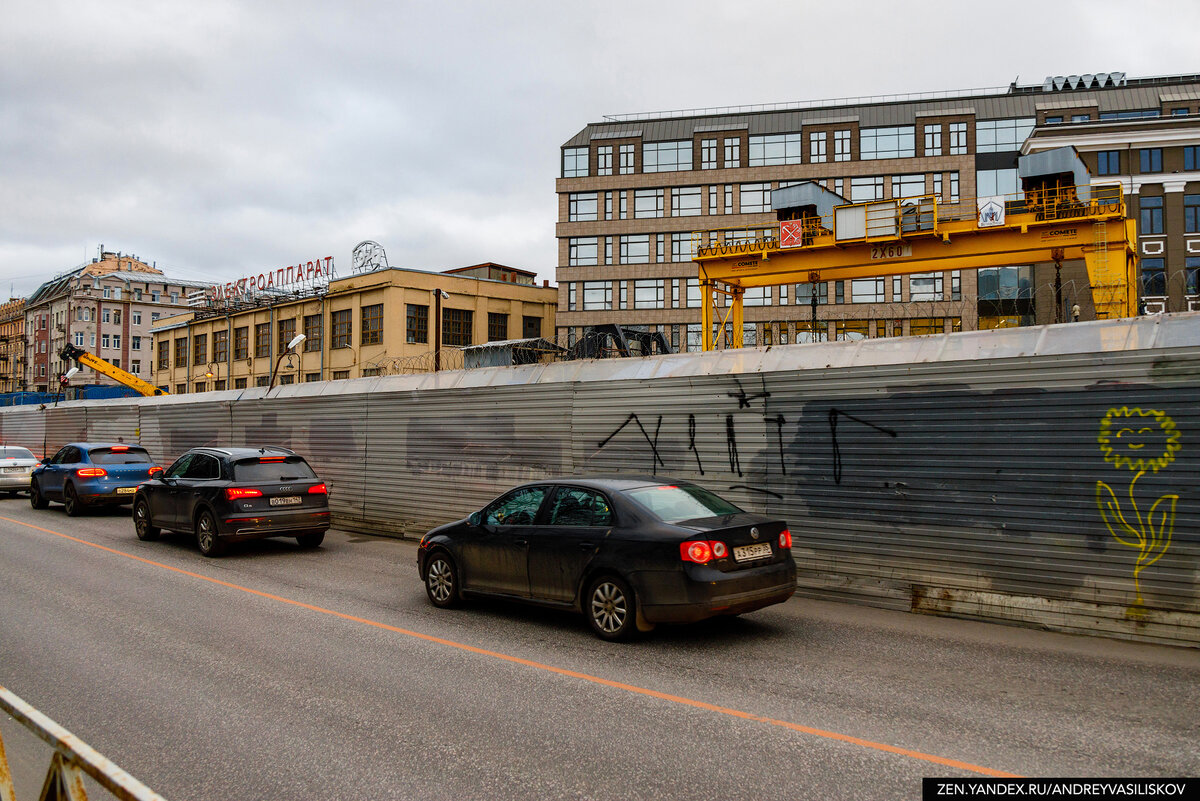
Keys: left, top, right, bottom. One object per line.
{"left": 569, "top": 192, "right": 598, "bottom": 221}
{"left": 834, "top": 130, "right": 851, "bottom": 161}
{"left": 1097, "top": 151, "right": 1120, "bottom": 175}
{"left": 406, "top": 304, "right": 428, "bottom": 344}
{"left": 569, "top": 238, "right": 598, "bottom": 266}
{"left": 723, "top": 137, "right": 740, "bottom": 167}
{"left": 748, "top": 133, "right": 803, "bottom": 166}
{"left": 361, "top": 304, "right": 383, "bottom": 345}
{"left": 809, "top": 131, "right": 827, "bottom": 163}
{"left": 671, "top": 186, "right": 702, "bottom": 216}
{"left": 1140, "top": 196, "right": 1164, "bottom": 234}
{"left": 643, "top": 141, "right": 692, "bottom": 172}
{"left": 1140, "top": 257, "right": 1166, "bottom": 296}
{"left": 633, "top": 280, "right": 664, "bottom": 309}
{"left": 860, "top": 126, "right": 915, "bottom": 159}
{"left": 738, "top": 183, "right": 772, "bottom": 213}
{"left": 923, "top": 124, "right": 941, "bottom": 156}
{"left": 701, "top": 139, "right": 717, "bottom": 169}
{"left": 562, "top": 147, "right": 588, "bottom": 178}
{"left": 1139, "top": 148, "right": 1163, "bottom": 173}
{"left": 975, "top": 118, "right": 1035, "bottom": 152}
{"left": 331, "top": 309, "right": 351, "bottom": 348}
{"left": 443, "top": 309, "right": 473, "bottom": 346}
{"left": 582, "top": 281, "right": 612, "bottom": 310}
{"left": 633, "top": 189, "right": 664, "bottom": 218}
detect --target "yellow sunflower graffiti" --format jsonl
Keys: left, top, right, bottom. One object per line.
{"left": 1096, "top": 407, "right": 1181, "bottom": 608}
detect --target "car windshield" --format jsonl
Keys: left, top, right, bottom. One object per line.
{"left": 89, "top": 447, "right": 153, "bottom": 464}
{"left": 0, "top": 447, "right": 35, "bottom": 459}
{"left": 623, "top": 484, "right": 743, "bottom": 523}
{"left": 233, "top": 457, "right": 317, "bottom": 482}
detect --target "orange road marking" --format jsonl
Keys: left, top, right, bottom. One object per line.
{"left": 3, "top": 516, "right": 1021, "bottom": 778}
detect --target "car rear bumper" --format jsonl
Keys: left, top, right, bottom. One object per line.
{"left": 631, "top": 558, "right": 797, "bottom": 623}
{"left": 79, "top": 486, "right": 142, "bottom": 504}
{"left": 218, "top": 509, "right": 331, "bottom": 540}
{"left": 0, "top": 474, "right": 32, "bottom": 490}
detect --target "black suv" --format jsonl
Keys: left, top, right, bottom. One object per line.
{"left": 133, "top": 446, "right": 330, "bottom": 556}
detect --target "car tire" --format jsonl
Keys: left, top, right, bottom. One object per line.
{"left": 424, "top": 550, "right": 461, "bottom": 609}
{"left": 63, "top": 483, "right": 84, "bottom": 517}
{"left": 133, "top": 498, "right": 161, "bottom": 541}
{"left": 29, "top": 480, "right": 48, "bottom": 510}
{"left": 296, "top": 530, "right": 325, "bottom": 548}
{"left": 195, "top": 510, "right": 224, "bottom": 557}
{"left": 586, "top": 575, "right": 638, "bottom": 642}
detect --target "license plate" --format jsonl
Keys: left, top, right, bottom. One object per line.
{"left": 115, "top": 487, "right": 137, "bottom": 495}
{"left": 733, "top": 542, "right": 773, "bottom": 563}
{"left": 270, "top": 496, "right": 302, "bottom": 506}
{"left": 3, "top": 467, "right": 22, "bottom": 473}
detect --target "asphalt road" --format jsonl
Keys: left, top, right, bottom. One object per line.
{"left": 1, "top": 495, "right": 1197, "bottom": 801}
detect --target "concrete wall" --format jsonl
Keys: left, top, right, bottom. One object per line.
{"left": 5, "top": 314, "right": 1198, "bottom": 647}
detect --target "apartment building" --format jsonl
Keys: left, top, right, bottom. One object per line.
{"left": 0, "top": 298, "right": 26, "bottom": 392}
{"left": 557, "top": 71, "right": 1200, "bottom": 348}
{"left": 23, "top": 251, "right": 206, "bottom": 392}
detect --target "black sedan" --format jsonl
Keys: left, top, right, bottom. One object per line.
{"left": 133, "top": 446, "right": 330, "bottom": 557}
{"left": 417, "top": 477, "right": 796, "bottom": 640}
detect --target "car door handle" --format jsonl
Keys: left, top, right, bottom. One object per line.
{"left": 579, "top": 542, "right": 594, "bottom": 551}
{"left": 514, "top": 539, "right": 528, "bottom": 547}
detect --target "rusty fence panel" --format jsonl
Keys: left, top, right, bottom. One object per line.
{"left": 0, "top": 685, "right": 166, "bottom": 801}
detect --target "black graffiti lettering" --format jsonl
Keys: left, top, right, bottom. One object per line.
{"left": 688, "top": 413, "right": 704, "bottom": 475}
{"left": 729, "top": 484, "right": 783, "bottom": 500}
{"left": 829, "top": 408, "right": 897, "bottom": 485}
{"left": 726, "top": 414, "right": 742, "bottom": 477}
{"left": 774, "top": 414, "right": 786, "bottom": 476}
{"left": 727, "top": 376, "right": 771, "bottom": 409}
{"left": 598, "top": 412, "right": 665, "bottom": 472}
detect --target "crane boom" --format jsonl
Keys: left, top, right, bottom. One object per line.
{"left": 693, "top": 147, "right": 1137, "bottom": 350}
{"left": 58, "top": 344, "right": 168, "bottom": 396}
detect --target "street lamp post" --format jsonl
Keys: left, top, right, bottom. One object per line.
{"left": 204, "top": 362, "right": 221, "bottom": 390}
{"left": 268, "top": 334, "right": 306, "bottom": 391}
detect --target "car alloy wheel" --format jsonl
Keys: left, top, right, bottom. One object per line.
{"left": 587, "top": 576, "right": 635, "bottom": 641}
{"left": 29, "top": 479, "right": 48, "bottom": 509}
{"left": 196, "top": 511, "right": 223, "bottom": 557}
{"left": 63, "top": 484, "right": 82, "bottom": 517}
{"left": 425, "top": 552, "right": 460, "bottom": 608}
{"left": 134, "top": 498, "right": 160, "bottom": 541}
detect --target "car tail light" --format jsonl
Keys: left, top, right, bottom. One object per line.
{"left": 148, "top": 466, "right": 163, "bottom": 475}
{"left": 225, "top": 487, "right": 263, "bottom": 500}
{"left": 111, "top": 446, "right": 129, "bottom": 452}
{"left": 307, "top": 483, "right": 327, "bottom": 495}
{"left": 779, "top": 529, "right": 792, "bottom": 549}
{"left": 681, "top": 540, "right": 728, "bottom": 564}
{"left": 259, "top": 456, "right": 286, "bottom": 462}
{"left": 76, "top": 468, "right": 107, "bottom": 477}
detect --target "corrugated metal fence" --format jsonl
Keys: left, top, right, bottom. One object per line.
{"left": 3, "top": 315, "right": 1197, "bottom": 647}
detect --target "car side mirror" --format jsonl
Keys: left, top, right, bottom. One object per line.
{"left": 468, "top": 511, "right": 481, "bottom": 526}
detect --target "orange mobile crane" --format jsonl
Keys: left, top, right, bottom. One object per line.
{"left": 693, "top": 146, "right": 1138, "bottom": 350}
{"left": 59, "top": 344, "right": 168, "bottom": 396}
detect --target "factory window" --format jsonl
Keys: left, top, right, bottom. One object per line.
{"left": 619, "top": 144, "right": 634, "bottom": 174}
{"left": 634, "top": 189, "right": 664, "bottom": 218}
{"left": 254, "top": 323, "right": 270, "bottom": 357}
{"left": 748, "top": 133, "right": 803, "bottom": 166}
{"left": 975, "top": 118, "right": 1035, "bottom": 153}
{"left": 633, "top": 280, "right": 664, "bottom": 309}
{"left": 361, "top": 304, "right": 383, "bottom": 346}
{"left": 1139, "top": 148, "right": 1163, "bottom": 173}
{"left": 582, "top": 281, "right": 612, "bottom": 311}
{"left": 193, "top": 333, "right": 207, "bottom": 364}
{"left": 833, "top": 130, "right": 851, "bottom": 161}
{"left": 1140, "top": 196, "right": 1164, "bottom": 235}
{"left": 1097, "top": 151, "right": 1120, "bottom": 175}
{"left": 562, "top": 147, "right": 588, "bottom": 178}
{"left": 522, "top": 316, "right": 541, "bottom": 339}
{"left": 278, "top": 318, "right": 296, "bottom": 352}
{"left": 701, "top": 138, "right": 717, "bottom": 170}
{"left": 923, "top": 124, "right": 942, "bottom": 156}
{"left": 948, "top": 122, "right": 968, "bottom": 155}
{"left": 487, "top": 312, "right": 508, "bottom": 342}
{"left": 304, "top": 314, "right": 322, "bottom": 351}
{"left": 331, "top": 309, "right": 352, "bottom": 348}
{"left": 643, "top": 140, "right": 692, "bottom": 173}
{"left": 442, "top": 309, "right": 473, "bottom": 347}
{"left": 157, "top": 341, "right": 169, "bottom": 370}
{"left": 569, "top": 237, "right": 598, "bottom": 266}
{"left": 619, "top": 235, "right": 650, "bottom": 264}
{"left": 214, "top": 330, "right": 228, "bottom": 362}
{"left": 174, "top": 338, "right": 187, "bottom": 368}
{"left": 597, "top": 146, "right": 612, "bottom": 176}
{"left": 860, "top": 126, "right": 915, "bottom": 160}
{"left": 671, "top": 186, "right": 702, "bottom": 216}
{"left": 723, "top": 137, "right": 740, "bottom": 168}
{"left": 569, "top": 192, "right": 598, "bottom": 221}
{"left": 407, "top": 304, "right": 428, "bottom": 344}
{"left": 909, "top": 318, "right": 946, "bottom": 336}
{"left": 809, "top": 131, "right": 827, "bottom": 163}
{"left": 739, "top": 183, "right": 772, "bottom": 213}
{"left": 233, "top": 327, "right": 248, "bottom": 359}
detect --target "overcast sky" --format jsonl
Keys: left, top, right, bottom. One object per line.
{"left": 2, "top": 0, "right": 1197, "bottom": 297}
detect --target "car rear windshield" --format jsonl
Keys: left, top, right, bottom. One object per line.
{"left": 623, "top": 484, "right": 743, "bottom": 523}
{"left": 90, "top": 447, "right": 153, "bottom": 464}
{"left": 233, "top": 457, "right": 317, "bottom": 482}
{"left": 0, "top": 447, "right": 35, "bottom": 459}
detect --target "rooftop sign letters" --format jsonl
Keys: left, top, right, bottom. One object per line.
{"left": 206, "top": 257, "right": 335, "bottom": 304}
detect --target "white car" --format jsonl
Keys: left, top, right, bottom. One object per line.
{"left": 0, "top": 446, "right": 41, "bottom": 494}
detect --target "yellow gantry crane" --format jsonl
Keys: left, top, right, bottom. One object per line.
{"left": 693, "top": 146, "right": 1138, "bottom": 350}
{"left": 59, "top": 344, "right": 168, "bottom": 396}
